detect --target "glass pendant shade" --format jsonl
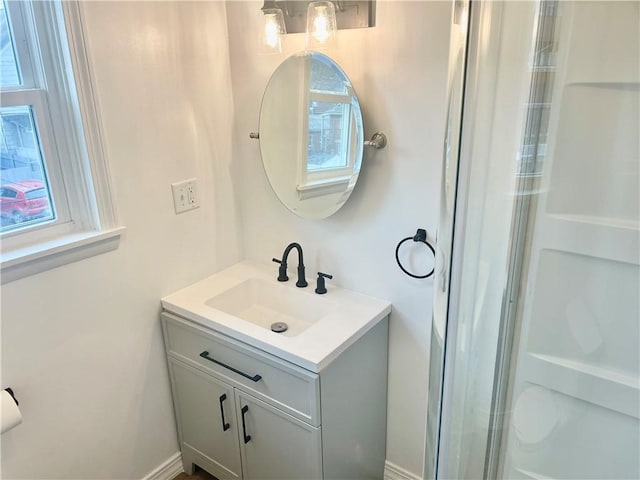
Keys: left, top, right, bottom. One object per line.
{"left": 261, "top": 8, "right": 286, "bottom": 54}
{"left": 305, "top": 1, "right": 337, "bottom": 50}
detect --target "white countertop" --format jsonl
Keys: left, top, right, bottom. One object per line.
{"left": 161, "top": 261, "right": 391, "bottom": 372}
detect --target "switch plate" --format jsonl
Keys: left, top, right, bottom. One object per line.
{"left": 171, "top": 179, "right": 200, "bottom": 214}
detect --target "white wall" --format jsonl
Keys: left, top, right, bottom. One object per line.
{"left": 1, "top": 2, "right": 240, "bottom": 478}
{"left": 226, "top": 1, "right": 452, "bottom": 476}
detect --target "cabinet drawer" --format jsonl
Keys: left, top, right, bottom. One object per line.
{"left": 162, "top": 312, "right": 320, "bottom": 426}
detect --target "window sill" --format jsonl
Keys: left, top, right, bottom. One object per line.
{"left": 1, "top": 226, "right": 125, "bottom": 284}
{"left": 297, "top": 176, "right": 351, "bottom": 200}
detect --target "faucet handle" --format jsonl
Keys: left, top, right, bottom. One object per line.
{"left": 272, "top": 258, "right": 288, "bottom": 282}
{"left": 315, "top": 272, "right": 333, "bottom": 294}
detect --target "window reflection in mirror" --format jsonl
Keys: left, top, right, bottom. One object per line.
{"left": 298, "top": 54, "right": 357, "bottom": 199}
{"left": 307, "top": 101, "right": 351, "bottom": 172}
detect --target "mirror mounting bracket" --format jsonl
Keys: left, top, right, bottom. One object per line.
{"left": 364, "top": 132, "right": 387, "bottom": 149}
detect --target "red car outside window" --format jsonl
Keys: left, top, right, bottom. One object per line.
{"left": 0, "top": 180, "right": 52, "bottom": 225}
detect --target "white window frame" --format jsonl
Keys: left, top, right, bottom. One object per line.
{"left": 0, "top": 0, "right": 123, "bottom": 283}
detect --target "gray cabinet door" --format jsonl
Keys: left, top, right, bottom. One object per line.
{"left": 236, "top": 391, "right": 322, "bottom": 480}
{"left": 169, "top": 358, "right": 242, "bottom": 479}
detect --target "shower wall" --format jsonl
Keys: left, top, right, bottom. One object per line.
{"left": 497, "top": 2, "right": 639, "bottom": 477}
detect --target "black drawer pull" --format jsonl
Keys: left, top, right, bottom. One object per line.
{"left": 241, "top": 405, "right": 251, "bottom": 443}
{"left": 219, "top": 394, "right": 230, "bottom": 431}
{"left": 199, "top": 351, "right": 262, "bottom": 382}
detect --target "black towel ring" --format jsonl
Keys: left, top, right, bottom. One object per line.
{"left": 395, "top": 228, "right": 436, "bottom": 279}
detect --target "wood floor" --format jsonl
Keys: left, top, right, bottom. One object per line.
{"left": 172, "top": 466, "right": 218, "bottom": 480}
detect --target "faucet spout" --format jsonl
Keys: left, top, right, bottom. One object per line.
{"left": 272, "top": 242, "right": 308, "bottom": 287}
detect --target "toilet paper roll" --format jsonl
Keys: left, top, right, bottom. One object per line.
{"left": 1, "top": 389, "right": 22, "bottom": 434}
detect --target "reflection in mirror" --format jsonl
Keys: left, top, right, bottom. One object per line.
{"left": 259, "top": 52, "right": 363, "bottom": 219}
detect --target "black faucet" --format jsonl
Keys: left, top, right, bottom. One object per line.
{"left": 272, "top": 243, "right": 308, "bottom": 287}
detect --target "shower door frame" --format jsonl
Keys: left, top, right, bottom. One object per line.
{"left": 432, "top": 1, "right": 510, "bottom": 476}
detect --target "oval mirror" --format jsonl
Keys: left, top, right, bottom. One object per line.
{"left": 259, "top": 52, "right": 364, "bottom": 219}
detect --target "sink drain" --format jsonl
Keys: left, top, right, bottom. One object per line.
{"left": 270, "top": 322, "right": 288, "bottom": 333}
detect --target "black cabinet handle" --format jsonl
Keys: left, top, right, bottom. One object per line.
{"left": 199, "top": 351, "right": 262, "bottom": 382}
{"left": 219, "top": 394, "right": 230, "bottom": 431}
{"left": 241, "top": 405, "right": 251, "bottom": 444}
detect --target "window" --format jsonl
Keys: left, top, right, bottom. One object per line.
{"left": 0, "top": 1, "right": 122, "bottom": 283}
{"left": 297, "top": 55, "right": 358, "bottom": 199}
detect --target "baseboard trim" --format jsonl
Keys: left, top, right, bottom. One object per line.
{"left": 384, "top": 460, "right": 423, "bottom": 480}
{"left": 145, "top": 452, "right": 417, "bottom": 480}
{"left": 142, "top": 452, "right": 184, "bottom": 480}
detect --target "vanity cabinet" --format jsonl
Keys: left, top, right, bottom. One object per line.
{"left": 161, "top": 310, "right": 389, "bottom": 479}
{"left": 168, "top": 357, "right": 321, "bottom": 479}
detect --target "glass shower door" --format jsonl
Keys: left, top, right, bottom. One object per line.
{"left": 429, "top": 1, "right": 639, "bottom": 478}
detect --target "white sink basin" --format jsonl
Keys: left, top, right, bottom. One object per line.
{"left": 204, "top": 278, "right": 333, "bottom": 337}
{"left": 161, "top": 261, "right": 391, "bottom": 372}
